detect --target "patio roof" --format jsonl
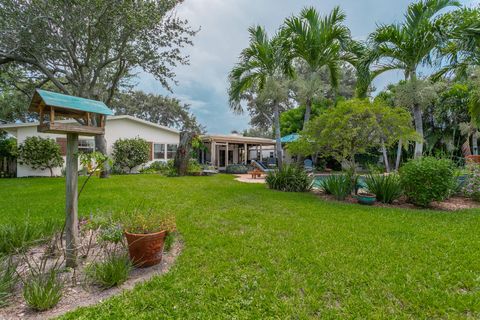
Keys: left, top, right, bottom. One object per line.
{"left": 201, "top": 134, "right": 275, "bottom": 145}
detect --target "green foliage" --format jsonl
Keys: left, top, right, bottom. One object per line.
{"left": 85, "top": 253, "right": 132, "bottom": 289}
{"left": 98, "top": 223, "right": 124, "bottom": 245}
{"left": 23, "top": 270, "right": 63, "bottom": 311}
{"left": 265, "top": 165, "right": 313, "bottom": 192}
{"left": 0, "top": 136, "right": 16, "bottom": 159}
{"left": 0, "top": 257, "right": 17, "bottom": 306}
{"left": 320, "top": 174, "right": 352, "bottom": 200}
{"left": 163, "top": 232, "right": 176, "bottom": 252}
{"left": 400, "top": 157, "right": 456, "bottom": 206}
{"left": 112, "top": 138, "right": 150, "bottom": 173}
{"left": 365, "top": 174, "right": 402, "bottom": 204}
{"left": 280, "top": 103, "right": 324, "bottom": 136}
{"left": 18, "top": 136, "right": 63, "bottom": 177}
{"left": 187, "top": 159, "right": 202, "bottom": 175}
{"left": 226, "top": 164, "right": 248, "bottom": 174}
{"left": 296, "top": 99, "right": 415, "bottom": 169}
{"left": 121, "top": 210, "right": 176, "bottom": 235}
{"left": 463, "top": 164, "right": 480, "bottom": 201}
{"left": 0, "top": 219, "right": 58, "bottom": 255}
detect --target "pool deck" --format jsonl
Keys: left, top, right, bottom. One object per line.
{"left": 234, "top": 174, "right": 266, "bottom": 184}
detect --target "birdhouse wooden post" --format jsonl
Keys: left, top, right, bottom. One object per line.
{"left": 29, "top": 89, "right": 113, "bottom": 267}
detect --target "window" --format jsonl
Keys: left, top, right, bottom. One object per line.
{"left": 167, "top": 144, "right": 177, "bottom": 159}
{"left": 154, "top": 144, "right": 165, "bottom": 160}
{"left": 78, "top": 139, "right": 95, "bottom": 153}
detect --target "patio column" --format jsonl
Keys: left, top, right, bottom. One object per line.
{"left": 211, "top": 141, "right": 216, "bottom": 166}
{"left": 260, "top": 145, "right": 263, "bottom": 162}
{"left": 244, "top": 143, "right": 247, "bottom": 164}
{"left": 226, "top": 142, "right": 229, "bottom": 166}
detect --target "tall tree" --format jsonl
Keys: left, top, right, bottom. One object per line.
{"left": 0, "top": 0, "right": 196, "bottom": 176}
{"left": 228, "top": 26, "right": 293, "bottom": 170}
{"left": 283, "top": 6, "right": 353, "bottom": 128}
{"left": 368, "top": 0, "right": 460, "bottom": 158}
{"left": 111, "top": 91, "right": 205, "bottom": 133}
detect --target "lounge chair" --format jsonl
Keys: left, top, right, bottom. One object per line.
{"left": 251, "top": 160, "right": 274, "bottom": 173}
{"left": 304, "top": 159, "right": 314, "bottom": 173}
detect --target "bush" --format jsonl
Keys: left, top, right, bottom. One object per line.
{"left": 112, "top": 138, "right": 150, "bottom": 173}
{"left": 0, "top": 258, "right": 17, "bottom": 306}
{"left": 265, "top": 165, "right": 313, "bottom": 192}
{"left": 365, "top": 174, "right": 402, "bottom": 204}
{"left": 400, "top": 157, "right": 456, "bottom": 206}
{"left": 0, "top": 219, "right": 58, "bottom": 255}
{"left": 463, "top": 164, "right": 480, "bottom": 201}
{"left": 226, "top": 164, "right": 248, "bottom": 174}
{"left": 149, "top": 161, "right": 167, "bottom": 172}
{"left": 18, "top": 136, "right": 63, "bottom": 177}
{"left": 23, "top": 270, "right": 63, "bottom": 311}
{"left": 187, "top": 159, "right": 202, "bottom": 175}
{"left": 85, "top": 253, "right": 132, "bottom": 289}
{"left": 320, "top": 174, "right": 352, "bottom": 200}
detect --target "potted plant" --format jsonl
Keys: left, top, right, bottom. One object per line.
{"left": 355, "top": 192, "right": 376, "bottom": 205}
{"left": 122, "top": 211, "right": 176, "bottom": 267}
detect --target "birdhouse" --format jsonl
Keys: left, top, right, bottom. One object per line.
{"left": 29, "top": 89, "right": 113, "bottom": 136}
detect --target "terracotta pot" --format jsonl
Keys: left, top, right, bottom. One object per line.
{"left": 465, "top": 155, "right": 480, "bottom": 164}
{"left": 124, "top": 230, "right": 167, "bottom": 267}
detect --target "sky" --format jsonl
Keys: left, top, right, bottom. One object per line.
{"left": 137, "top": 0, "right": 479, "bottom": 134}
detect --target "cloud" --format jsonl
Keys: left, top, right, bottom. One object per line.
{"left": 136, "top": 0, "right": 474, "bottom": 134}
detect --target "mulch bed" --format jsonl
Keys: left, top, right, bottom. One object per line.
{"left": 0, "top": 231, "right": 183, "bottom": 320}
{"left": 311, "top": 189, "right": 480, "bottom": 211}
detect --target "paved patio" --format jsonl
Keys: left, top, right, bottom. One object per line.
{"left": 234, "top": 174, "right": 266, "bottom": 184}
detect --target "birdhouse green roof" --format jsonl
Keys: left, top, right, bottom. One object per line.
{"left": 29, "top": 89, "right": 114, "bottom": 116}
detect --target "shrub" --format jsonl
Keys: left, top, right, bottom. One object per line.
{"left": 226, "top": 164, "right": 248, "bottom": 174}
{"left": 265, "top": 165, "right": 313, "bottom": 192}
{"left": 187, "top": 159, "right": 202, "bottom": 175}
{"left": 365, "top": 174, "right": 402, "bottom": 204}
{"left": 0, "top": 219, "right": 58, "bottom": 255}
{"left": 320, "top": 174, "right": 351, "bottom": 200}
{"left": 400, "top": 157, "right": 456, "bottom": 206}
{"left": 0, "top": 258, "right": 17, "bottom": 306}
{"left": 23, "top": 270, "right": 63, "bottom": 311}
{"left": 121, "top": 210, "right": 176, "bottom": 234}
{"left": 463, "top": 164, "right": 480, "bottom": 201}
{"left": 149, "top": 161, "right": 167, "bottom": 172}
{"left": 85, "top": 253, "right": 132, "bottom": 289}
{"left": 112, "top": 138, "right": 150, "bottom": 173}
{"left": 18, "top": 136, "right": 63, "bottom": 177}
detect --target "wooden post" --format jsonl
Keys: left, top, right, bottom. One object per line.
{"left": 50, "top": 107, "right": 55, "bottom": 124}
{"left": 65, "top": 133, "right": 79, "bottom": 268}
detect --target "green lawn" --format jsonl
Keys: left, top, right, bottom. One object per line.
{"left": 1, "top": 174, "right": 480, "bottom": 318}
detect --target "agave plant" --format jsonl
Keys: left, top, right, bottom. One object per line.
{"left": 365, "top": 174, "right": 403, "bottom": 204}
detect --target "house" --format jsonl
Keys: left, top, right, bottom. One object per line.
{"left": 0, "top": 115, "right": 180, "bottom": 177}
{"left": 199, "top": 134, "right": 276, "bottom": 171}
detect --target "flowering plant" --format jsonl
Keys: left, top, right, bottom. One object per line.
{"left": 121, "top": 209, "right": 176, "bottom": 234}
{"left": 463, "top": 163, "right": 480, "bottom": 201}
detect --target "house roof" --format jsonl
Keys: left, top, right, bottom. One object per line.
{"left": 201, "top": 134, "right": 275, "bottom": 145}
{"left": 29, "top": 89, "right": 114, "bottom": 116}
{"left": 0, "top": 115, "right": 179, "bottom": 135}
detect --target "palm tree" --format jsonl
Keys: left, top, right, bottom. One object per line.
{"left": 228, "top": 26, "right": 293, "bottom": 170}
{"left": 368, "top": 0, "right": 460, "bottom": 159}
{"left": 283, "top": 6, "right": 353, "bottom": 128}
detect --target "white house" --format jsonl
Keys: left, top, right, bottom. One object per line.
{"left": 0, "top": 115, "right": 180, "bottom": 177}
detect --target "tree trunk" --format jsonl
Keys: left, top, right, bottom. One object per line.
{"left": 381, "top": 140, "right": 390, "bottom": 173}
{"left": 413, "top": 104, "right": 423, "bottom": 159}
{"left": 95, "top": 134, "right": 109, "bottom": 178}
{"left": 65, "top": 133, "right": 79, "bottom": 268}
{"left": 49, "top": 167, "right": 53, "bottom": 177}
{"left": 395, "top": 139, "right": 402, "bottom": 171}
{"left": 472, "top": 130, "right": 478, "bottom": 155}
{"left": 174, "top": 131, "right": 194, "bottom": 176}
{"left": 273, "top": 102, "right": 283, "bottom": 170}
{"left": 303, "top": 98, "right": 312, "bottom": 130}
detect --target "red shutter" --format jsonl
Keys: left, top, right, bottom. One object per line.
{"left": 149, "top": 142, "right": 153, "bottom": 161}
{"left": 56, "top": 138, "right": 67, "bottom": 156}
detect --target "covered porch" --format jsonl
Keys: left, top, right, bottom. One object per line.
{"left": 199, "top": 135, "right": 276, "bottom": 171}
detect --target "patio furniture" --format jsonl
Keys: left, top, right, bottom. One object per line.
{"left": 251, "top": 160, "right": 274, "bottom": 173}
{"left": 304, "top": 159, "right": 314, "bottom": 172}
{"left": 248, "top": 168, "right": 263, "bottom": 179}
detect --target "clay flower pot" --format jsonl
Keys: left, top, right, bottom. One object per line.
{"left": 124, "top": 230, "right": 167, "bottom": 267}
{"left": 355, "top": 193, "right": 376, "bottom": 205}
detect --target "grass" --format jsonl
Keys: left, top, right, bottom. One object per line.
{"left": 1, "top": 174, "right": 480, "bottom": 318}
{"left": 85, "top": 253, "right": 132, "bottom": 289}
{"left": 23, "top": 270, "right": 63, "bottom": 311}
